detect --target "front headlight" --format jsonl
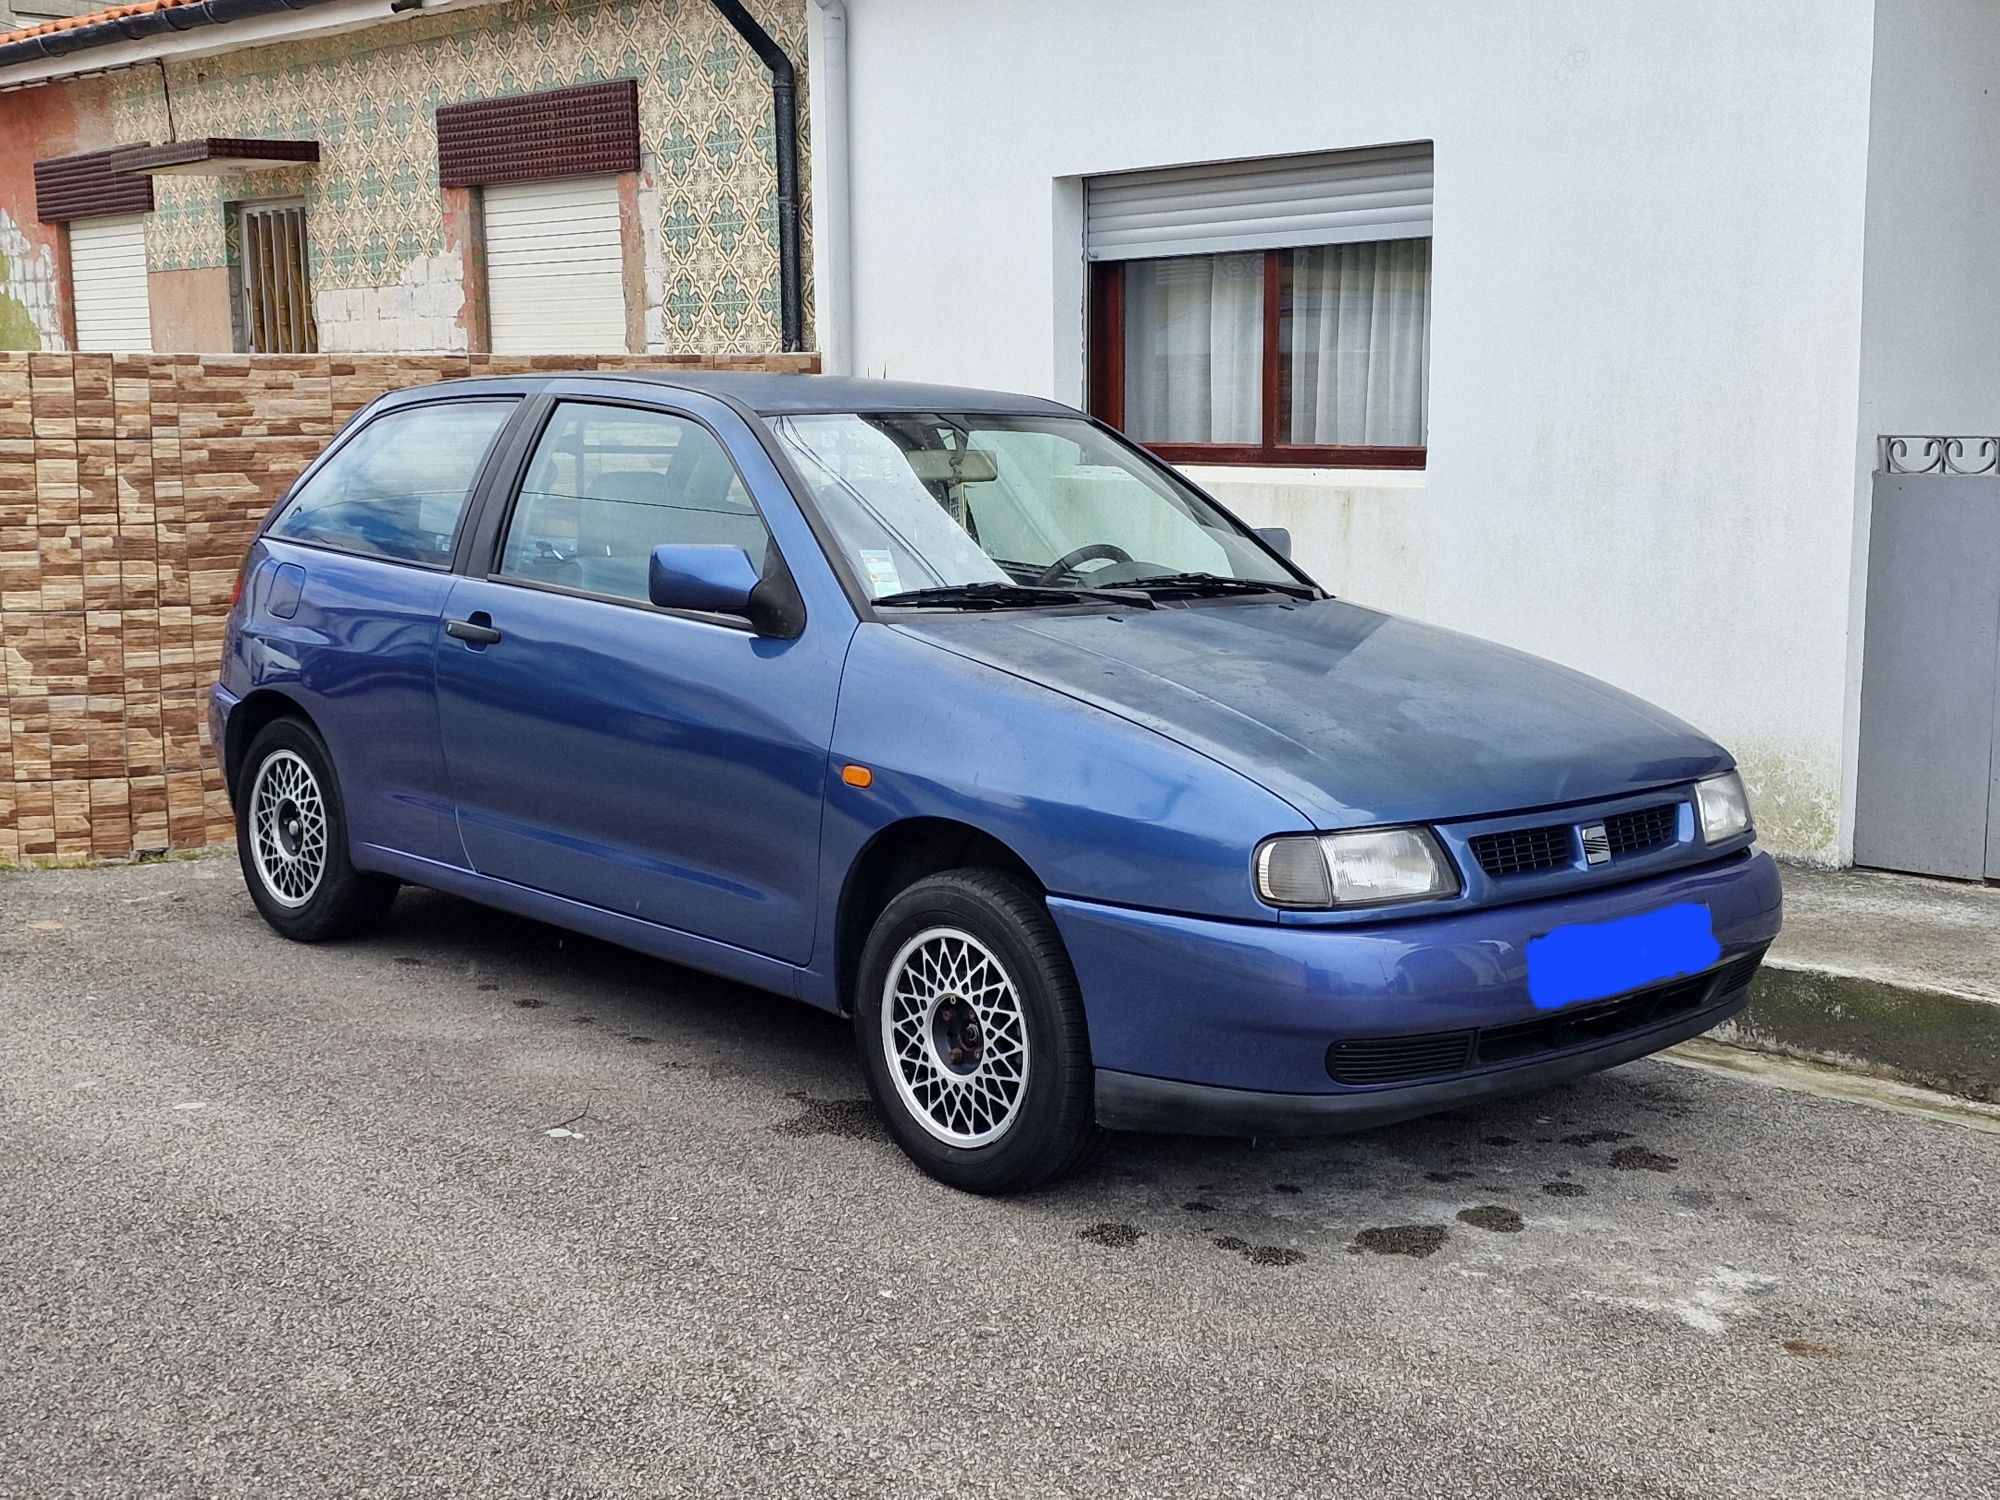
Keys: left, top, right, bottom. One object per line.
{"left": 1695, "top": 771, "right": 1753, "bottom": 844}
{"left": 1254, "top": 826, "right": 1460, "bottom": 910}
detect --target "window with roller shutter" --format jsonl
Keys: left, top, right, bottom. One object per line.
{"left": 1086, "top": 143, "right": 1434, "bottom": 468}
{"left": 481, "top": 175, "right": 628, "bottom": 355}
{"left": 69, "top": 214, "right": 152, "bottom": 352}
{"left": 435, "top": 79, "right": 641, "bottom": 355}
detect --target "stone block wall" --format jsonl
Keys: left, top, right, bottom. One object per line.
{"left": 0, "top": 348, "right": 816, "bottom": 864}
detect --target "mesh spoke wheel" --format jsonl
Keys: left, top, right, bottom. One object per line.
{"left": 248, "top": 748, "right": 329, "bottom": 909}
{"left": 881, "top": 926, "right": 1031, "bottom": 1148}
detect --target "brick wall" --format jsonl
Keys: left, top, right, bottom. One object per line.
{"left": 0, "top": 349, "right": 817, "bottom": 865}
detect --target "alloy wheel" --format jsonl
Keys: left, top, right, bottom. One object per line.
{"left": 881, "top": 926, "right": 1031, "bottom": 1147}
{"left": 248, "top": 748, "right": 328, "bottom": 909}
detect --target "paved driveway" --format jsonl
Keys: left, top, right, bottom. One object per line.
{"left": 1, "top": 859, "right": 1994, "bottom": 1498}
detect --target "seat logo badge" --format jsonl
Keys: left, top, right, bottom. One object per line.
{"left": 1580, "top": 823, "right": 1611, "bottom": 866}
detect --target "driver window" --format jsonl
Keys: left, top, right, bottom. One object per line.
{"left": 498, "top": 402, "right": 775, "bottom": 605}
{"left": 266, "top": 399, "right": 516, "bottom": 566}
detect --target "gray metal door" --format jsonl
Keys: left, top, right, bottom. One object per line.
{"left": 1853, "top": 465, "right": 2000, "bottom": 880}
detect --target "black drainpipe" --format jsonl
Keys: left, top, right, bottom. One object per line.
{"left": 706, "top": 0, "right": 803, "bottom": 353}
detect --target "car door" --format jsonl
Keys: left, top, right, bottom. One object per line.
{"left": 244, "top": 392, "right": 523, "bottom": 866}
{"left": 432, "top": 391, "right": 849, "bottom": 964}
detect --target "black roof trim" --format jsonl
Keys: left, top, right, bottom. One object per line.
{"left": 0, "top": 0, "right": 347, "bottom": 76}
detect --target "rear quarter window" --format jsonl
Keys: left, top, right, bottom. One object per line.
{"left": 267, "top": 398, "right": 516, "bottom": 566}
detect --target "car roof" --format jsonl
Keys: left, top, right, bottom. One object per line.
{"left": 402, "top": 371, "right": 1081, "bottom": 418}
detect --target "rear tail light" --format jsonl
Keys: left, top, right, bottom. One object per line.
{"left": 229, "top": 553, "right": 252, "bottom": 607}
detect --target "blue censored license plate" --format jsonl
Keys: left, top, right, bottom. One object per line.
{"left": 1525, "top": 902, "right": 1722, "bottom": 1011}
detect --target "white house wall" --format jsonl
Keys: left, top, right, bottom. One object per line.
{"left": 826, "top": 0, "right": 1879, "bottom": 861}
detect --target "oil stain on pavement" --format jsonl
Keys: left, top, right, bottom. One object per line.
{"left": 1350, "top": 1224, "right": 1451, "bottom": 1258}
{"left": 1456, "top": 1205, "right": 1526, "bottom": 1233}
{"left": 773, "top": 1093, "right": 880, "bottom": 1140}
{"left": 1079, "top": 1222, "right": 1145, "bottom": 1249}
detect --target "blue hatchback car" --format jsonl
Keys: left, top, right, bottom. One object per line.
{"left": 214, "top": 372, "right": 1782, "bottom": 1192}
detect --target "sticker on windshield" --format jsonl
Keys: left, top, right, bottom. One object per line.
{"left": 860, "top": 549, "right": 902, "bottom": 598}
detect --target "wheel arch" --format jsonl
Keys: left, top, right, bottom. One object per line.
{"left": 834, "top": 816, "right": 1042, "bottom": 1015}
{"left": 224, "top": 688, "right": 320, "bottom": 797}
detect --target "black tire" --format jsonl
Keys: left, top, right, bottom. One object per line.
{"left": 234, "top": 716, "right": 397, "bottom": 943}
{"left": 855, "top": 868, "right": 1102, "bottom": 1194}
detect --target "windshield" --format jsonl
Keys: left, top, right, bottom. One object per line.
{"left": 765, "top": 412, "right": 1307, "bottom": 603}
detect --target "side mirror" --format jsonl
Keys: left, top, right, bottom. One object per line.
{"left": 650, "top": 542, "right": 761, "bottom": 615}
{"left": 1256, "top": 526, "right": 1293, "bottom": 560}
{"left": 648, "top": 544, "right": 804, "bottom": 638}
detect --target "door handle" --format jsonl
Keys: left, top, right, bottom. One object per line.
{"left": 445, "top": 615, "right": 502, "bottom": 646}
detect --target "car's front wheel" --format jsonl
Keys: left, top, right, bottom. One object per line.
{"left": 235, "top": 716, "right": 397, "bottom": 942}
{"left": 855, "top": 868, "right": 1101, "bottom": 1193}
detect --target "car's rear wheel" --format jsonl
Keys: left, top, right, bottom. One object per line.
{"left": 236, "top": 717, "right": 397, "bottom": 942}
{"left": 855, "top": 868, "right": 1101, "bottom": 1193}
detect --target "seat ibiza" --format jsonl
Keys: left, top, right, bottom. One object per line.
{"left": 213, "top": 373, "right": 1781, "bottom": 1193}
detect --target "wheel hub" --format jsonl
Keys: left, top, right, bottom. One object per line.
{"left": 931, "top": 995, "right": 985, "bottom": 1074}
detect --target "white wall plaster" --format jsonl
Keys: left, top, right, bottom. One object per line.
{"left": 834, "top": 0, "right": 1879, "bottom": 862}
{"left": 313, "top": 248, "right": 467, "bottom": 354}
{"left": 0, "top": 207, "right": 67, "bottom": 352}
{"left": 637, "top": 154, "right": 669, "bottom": 353}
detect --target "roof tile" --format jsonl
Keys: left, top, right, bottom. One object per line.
{"left": 0, "top": 0, "right": 210, "bottom": 51}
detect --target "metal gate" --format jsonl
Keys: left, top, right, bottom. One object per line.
{"left": 1853, "top": 438, "right": 2000, "bottom": 880}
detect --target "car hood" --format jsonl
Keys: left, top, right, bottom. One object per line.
{"left": 892, "top": 598, "right": 1731, "bottom": 828}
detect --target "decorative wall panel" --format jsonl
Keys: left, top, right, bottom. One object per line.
{"left": 104, "top": 0, "right": 809, "bottom": 352}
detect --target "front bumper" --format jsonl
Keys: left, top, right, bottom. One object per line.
{"left": 1096, "top": 980, "right": 1749, "bottom": 1135}
{"left": 1050, "top": 849, "right": 1782, "bottom": 1134}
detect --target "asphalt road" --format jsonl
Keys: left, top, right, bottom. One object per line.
{"left": 2, "top": 858, "right": 1994, "bottom": 1499}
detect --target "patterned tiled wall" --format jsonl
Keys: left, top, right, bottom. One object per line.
{"left": 0, "top": 348, "right": 816, "bottom": 865}
{"left": 103, "top": 0, "right": 809, "bottom": 352}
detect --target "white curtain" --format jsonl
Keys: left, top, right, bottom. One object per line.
{"left": 1121, "top": 253, "right": 1262, "bottom": 444}
{"left": 1284, "top": 239, "right": 1430, "bottom": 447}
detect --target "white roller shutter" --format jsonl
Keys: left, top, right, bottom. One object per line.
{"left": 483, "top": 174, "right": 629, "bottom": 354}
{"left": 1086, "top": 143, "right": 1433, "bottom": 262}
{"left": 69, "top": 214, "right": 152, "bottom": 351}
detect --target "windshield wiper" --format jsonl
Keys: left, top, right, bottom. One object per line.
{"left": 873, "top": 581, "right": 1154, "bottom": 610}
{"left": 868, "top": 584, "right": 1136, "bottom": 612}
{"left": 1121, "top": 571, "right": 1318, "bottom": 601}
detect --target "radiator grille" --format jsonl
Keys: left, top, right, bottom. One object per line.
{"left": 1471, "top": 801, "right": 1685, "bottom": 879}
{"left": 1476, "top": 972, "right": 1712, "bottom": 1065}
{"left": 1327, "top": 1031, "right": 1474, "bottom": 1085}
{"left": 1469, "top": 823, "right": 1572, "bottom": 877}
{"left": 1323, "top": 948, "right": 1766, "bottom": 1086}
{"left": 1603, "top": 803, "right": 1679, "bottom": 857}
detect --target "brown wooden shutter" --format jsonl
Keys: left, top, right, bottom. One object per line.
{"left": 436, "top": 79, "right": 640, "bottom": 190}
{"left": 34, "top": 146, "right": 155, "bottom": 224}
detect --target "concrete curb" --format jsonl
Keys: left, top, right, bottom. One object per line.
{"left": 1714, "top": 960, "right": 2000, "bottom": 1105}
